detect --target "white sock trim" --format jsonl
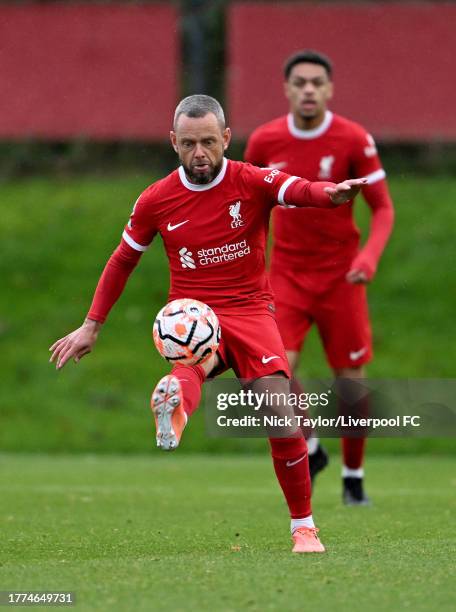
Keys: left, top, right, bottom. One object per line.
{"left": 306, "top": 437, "right": 319, "bottom": 455}
{"left": 342, "top": 466, "right": 364, "bottom": 478}
{"left": 291, "top": 515, "right": 315, "bottom": 534}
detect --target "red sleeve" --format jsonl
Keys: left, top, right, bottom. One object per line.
{"left": 350, "top": 180, "right": 394, "bottom": 280}
{"left": 281, "top": 177, "right": 338, "bottom": 209}
{"left": 348, "top": 127, "right": 394, "bottom": 280}
{"left": 350, "top": 129, "right": 384, "bottom": 180}
{"left": 122, "top": 191, "right": 158, "bottom": 253}
{"left": 87, "top": 240, "right": 142, "bottom": 323}
{"left": 246, "top": 164, "right": 337, "bottom": 209}
{"left": 87, "top": 189, "right": 159, "bottom": 323}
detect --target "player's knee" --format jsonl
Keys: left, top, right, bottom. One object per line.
{"left": 200, "top": 352, "right": 220, "bottom": 377}
{"left": 334, "top": 366, "right": 365, "bottom": 379}
{"left": 286, "top": 350, "right": 299, "bottom": 371}
{"left": 250, "top": 375, "right": 300, "bottom": 436}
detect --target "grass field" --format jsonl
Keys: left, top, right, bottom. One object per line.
{"left": 1, "top": 453, "right": 454, "bottom": 611}
{"left": 1, "top": 173, "right": 455, "bottom": 453}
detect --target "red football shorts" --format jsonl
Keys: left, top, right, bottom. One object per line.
{"left": 270, "top": 266, "right": 372, "bottom": 370}
{"left": 213, "top": 308, "right": 291, "bottom": 380}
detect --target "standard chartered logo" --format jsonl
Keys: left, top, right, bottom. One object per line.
{"left": 179, "top": 240, "right": 251, "bottom": 269}
{"left": 179, "top": 247, "right": 196, "bottom": 269}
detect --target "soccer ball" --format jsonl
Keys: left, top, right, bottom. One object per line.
{"left": 153, "top": 298, "right": 221, "bottom": 365}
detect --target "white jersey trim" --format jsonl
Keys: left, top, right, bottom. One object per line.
{"left": 287, "top": 110, "right": 333, "bottom": 140}
{"left": 278, "top": 175, "right": 299, "bottom": 205}
{"left": 122, "top": 230, "right": 149, "bottom": 252}
{"left": 364, "top": 168, "right": 386, "bottom": 184}
{"left": 178, "top": 157, "right": 228, "bottom": 191}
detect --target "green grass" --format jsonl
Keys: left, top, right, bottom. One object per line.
{"left": 0, "top": 173, "right": 455, "bottom": 452}
{"left": 0, "top": 454, "right": 454, "bottom": 611}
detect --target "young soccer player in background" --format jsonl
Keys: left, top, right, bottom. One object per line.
{"left": 245, "top": 51, "right": 394, "bottom": 504}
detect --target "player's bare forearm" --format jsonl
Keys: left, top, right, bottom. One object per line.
{"left": 49, "top": 318, "right": 102, "bottom": 370}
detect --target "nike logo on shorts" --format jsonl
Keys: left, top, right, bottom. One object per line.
{"left": 349, "top": 347, "right": 367, "bottom": 361}
{"left": 286, "top": 454, "right": 307, "bottom": 468}
{"left": 167, "top": 220, "right": 189, "bottom": 231}
{"left": 261, "top": 355, "right": 280, "bottom": 364}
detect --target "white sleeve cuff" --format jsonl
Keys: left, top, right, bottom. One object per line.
{"left": 278, "top": 175, "right": 299, "bottom": 205}
{"left": 364, "top": 168, "right": 386, "bottom": 185}
{"left": 122, "top": 230, "right": 149, "bottom": 252}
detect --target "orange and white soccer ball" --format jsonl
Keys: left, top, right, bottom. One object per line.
{"left": 153, "top": 298, "right": 221, "bottom": 365}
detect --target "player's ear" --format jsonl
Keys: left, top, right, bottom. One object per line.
{"left": 170, "top": 131, "right": 179, "bottom": 153}
{"left": 223, "top": 127, "right": 231, "bottom": 151}
{"left": 326, "top": 81, "right": 334, "bottom": 102}
{"left": 283, "top": 80, "right": 291, "bottom": 101}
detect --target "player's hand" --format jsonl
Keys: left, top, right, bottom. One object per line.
{"left": 324, "top": 178, "right": 368, "bottom": 205}
{"left": 346, "top": 252, "right": 375, "bottom": 284}
{"left": 49, "top": 319, "right": 101, "bottom": 370}
{"left": 346, "top": 268, "right": 369, "bottom": 284}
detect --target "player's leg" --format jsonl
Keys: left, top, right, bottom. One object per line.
{"left": 333, "top": 365, "right": 371, "bottom": 506}
{"left": 273, "top": 292, "right": 328, "bottom": 484}
{"left": 250, "top": 374, "right": 324, "bottom": 553}
{"left": 226, "top": 310, "right": 324, "bottom": 552}
{"left": 270, "top": 262, "right": 330, "bottom": 485}
{"left": 151, "top": 351, "right": 222, "bottom": 450}
{"left": 288, "top": 360, "right": 329, "bottom": 485}
{"left": 316, "top": 280, "right": 372, "bottom": 504}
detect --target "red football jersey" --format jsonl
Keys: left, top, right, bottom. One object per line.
{"left": 245, "top": 111, "right": 386, "bottom": 272}
{"left": 122, "top": 158, "right": 313, "bottom": 313}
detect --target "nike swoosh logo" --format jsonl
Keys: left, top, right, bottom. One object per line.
{"left": 261, "top": 355, "right": 280, "bottom": 364}
{"left": 167, "top": 220, "right": 189, "bottom": 231}
{"left": 349, "top": 347, "right": 367, "bottom": 361}
{"left": 286, "top": 454, "right": 307, "bottom": 468}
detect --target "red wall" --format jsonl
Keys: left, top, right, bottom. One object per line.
{"left": 228, "top": 2, "right": 456, "bottom": 141}
{"left": 0, "top": 4, "right": 178, "bottom": 139}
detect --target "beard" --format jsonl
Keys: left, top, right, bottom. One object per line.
{"left": 183, "top": 159, "right": 224, "bottom": 185}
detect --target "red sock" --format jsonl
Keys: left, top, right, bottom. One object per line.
{"left": 341, "top": 437, "right": 366, "bottom": 470}
{"left": 289, "top": 376, "right": 315, "bottom": 440}
{"left": 269, "top": 435, "right": 312, "bottom": 519}
{"left": 339, "top": 392, "right": 369, "bottom": 470}
{"left": 171, "top": 364, "right": 205, "bottom": 418}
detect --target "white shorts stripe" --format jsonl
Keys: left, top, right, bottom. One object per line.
{"left": 364, "top": 168, "right": 386, "bottom": 185}
{"left": 278, "top": 175, "right": 299, "bottom": 205}
{"left": 122, "top": 230, "right": 149, "bottom": 252}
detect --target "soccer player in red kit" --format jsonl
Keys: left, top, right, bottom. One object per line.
{"left": 49, "top": 95, "right": 365, "bottom": 552}
{"left": 245, "top": 51, "right": 395, "bottom": 505}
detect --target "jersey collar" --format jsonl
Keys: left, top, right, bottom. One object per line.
{"left": 287, "top": 110, "right": 333, "bottom": 140}
{"left": 178, "top": 157, "right": 228, "bottom": 191}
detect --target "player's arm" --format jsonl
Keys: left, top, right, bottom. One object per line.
{"left": 49, "top": 242, "right": 143, "bottom": 370}
{"left": 49, "top": 194, "right": 156, "bottom": 370}
{"left": 346, "top": 133, "right": 395, "bottom": 283}
{"left": 276, "top": 172, "right": 367, "bottom": 208}
{"left": 346, "top": 180, "right": 394, "bottom": 283}
{"left": 254, "top": 166, "right": 366, "bottom": 208}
